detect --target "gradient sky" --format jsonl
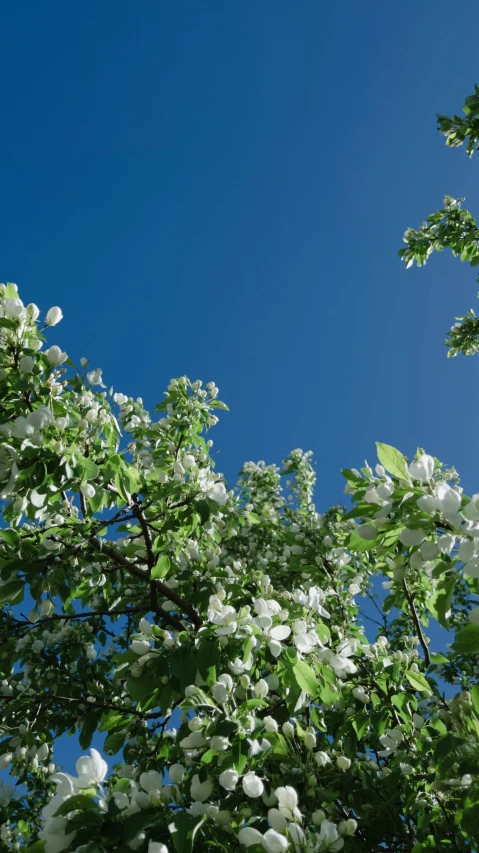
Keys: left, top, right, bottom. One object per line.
{"left": 2, "top": 0, "right": 479, "bottom": 772}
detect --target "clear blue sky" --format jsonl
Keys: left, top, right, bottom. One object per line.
{"left": 2, "top": 1, "right": 479, "bottom": 497}
{"left": 2, "top": 0, "right": 479, "bottom": 771}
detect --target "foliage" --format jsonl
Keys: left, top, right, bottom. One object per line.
{"left": 0, "top": 88, "right": 479, "bottom": 853}
{"left": 399, "top": 85, "right": 479, "bottom": 356}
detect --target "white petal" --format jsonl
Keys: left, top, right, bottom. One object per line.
{"left": 270, "top": 625, "right": 291, "bottom": 641}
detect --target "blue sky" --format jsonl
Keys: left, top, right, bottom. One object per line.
{"left": 2, "top": 0, "right": 479, "bottom": 772}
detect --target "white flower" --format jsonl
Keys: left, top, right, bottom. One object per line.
{"left": 87, "top": 368, "right": 106, "bottom": 387}
{"left": 210, "top": 736, "right": 229, "bottom": 751}
{"left": 4, "top": 298, "right": 24, "bottom": 319}
{"left": 75, "top": 748, "right": 107, "bottom": 787}
{"left": 419, "top": 540, "right": 438, "bottom": 560}
{"left": 46, "top": 306, "right": 63, "bottom": 326}
{"left": 12, "top": 416, "right": 34, "bottom": 439}
{"left": 438, "top": 534, "right": 455, "bottom": 554}
{"left": 378, "top": 727, "right": 403, "bottom": 757}
{"left": 254, "top": 679, "right": 269, "bottom": 698}
{"left": 312, "top": 809, "right": 326, "bottom": 825}
{"left": 352, "top": 687, "right": 370, "bottom": 704}
{"left": 262, "top": 829, "right": 289, "bottom": 852}
{"left": 28, "top": 406, "right": 54, "bottom": 430}
{"left": 139, "top": 617, "right": 153, "bottom": 636}
{"left": 238, "top": 827, "right": 263, "bottom": 847}
{"left": 113, "top": 791, "right": 129, "bottom": 810}
{"left": 268, "top": 624, "right": 291, "bottom": 658}
{"left": 45, "top": 346, "right": 67, "bottom": 366}
{"left": 80, "top": 483, "right": 96, "bottom": 499}
{"left": 26, "top": 303, "right": 40, "bottom": 320}
{"left": 417, "top": 494, "right": 438, "bottom": 514}
{"left": 435, "top": 482, "right": 461, "bottom": 515}
{"left": 357, "top": 524, "right": 377, "bottom": 540}
{"left": 0, "top": 753, "right": 12, "bottom": 770}
{"left": 183, "top": 454, "right": 196, "bottom": 469}
{"left": 399, "top": 528, "right": 426, "bottom": 547}
{"left": 336, "top": 756, "right": 351, "bottom": 770}
{"left": 292, "top": 620, "right": 318, "bottom": 654}
{"left": 268, "top": 808, "right": 288, "bottom": 832}
{"left": 469, "top": 607, "right": 479, "bottom": 625}
{"left": 211, "top": 681, "right": 229, "bottom": 703}
{"left": 19, "top": 355, "right": 34, "bottom": 373}
{"left": 168, "top": 764, "right": 184, "bottom": 784}
{"left": 190, "top": 774, "right": 213, "bottom": 802}
{"left": 408, "top": 454, "right": 434, "bottom": 481}
{"left": 179, "top": 731, "right": 207, "bottom": 749}
{"left": 131, "top": 639, "right": 151, "bottom": 655}
{"left": 264, "top": 716, "right": 279, "bottom": 734}
{"left": 465, "top": 494, "right": 479, "bottom": 521}
{"left": 242, "top": 771, "right": 264, "bottom": 798}
{"left": 140, "top": 770, "right": 163, "bottom": 793}
{"left": 275, "top": 786, "right": 299, "bottom": 820}
{"left": 318, "top": 819, "right": 344, "bottom": 851}
{"left": 148, "top": 843, "right": 169, "bottom": 853}
{"left": 207, "top": 482, "right": 228, "bottom": 505}
{"left": 219, "top": 768, "right": 238, "bottom": 790}
{"left": 304, "top": 728, "right": 317, "bottom": 749}
{"left": 37, "top": 743, "right": 49, "bottom": 761}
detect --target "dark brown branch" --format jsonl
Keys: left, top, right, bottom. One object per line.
{"left": 0, "top": 692, "right": 164, "bottom": 720}
{"left": 89, "top": 537, "right": 202, "bottom": 629}
{"left": 402, "top": 579, "right": 431, "bottom": 668}
{"left": 12, "top": 606, "right": 149, "bottom": 630}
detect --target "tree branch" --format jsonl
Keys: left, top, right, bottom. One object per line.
{"left": 89, "top": 537, "right": 202, "bottom": 628}
{"left": 402, "top": 579, "right": 431, "bottom": 668}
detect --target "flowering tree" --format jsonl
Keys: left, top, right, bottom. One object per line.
{"left": 1, "top": 94, "right": 479, "bottom": 853}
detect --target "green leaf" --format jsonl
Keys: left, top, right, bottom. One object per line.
{"left": 170, "top": 647, "right": 197, "bottom": 693}
{"left": 79, "top": 712, "right": 99, "bottom": 750}
{"left": 169, "top": 811, "right": 195, "bottom": 853}
{"left": 151, "top": 554, "right": 170, "bottom": 580}
{"left": 54, "top": 794, "right": 98, "bottom": 817}
{"left": 4, "top": 282, "right": 18, "bottom": 299}
{"left": 231, "top": 739, "right": 248, "bottom": 774}
{"left": 426, "top": 576, "right": 455, "bottom": 628}
{"left": 405, "top": 670, "right": 433, "bottom": 694}
{"left": 78, "top": 456, "right": 100, "bottom": 480}
{"left": 471, "top": 685, "right": 479, "bottom": 716}
{"left": 25, "top": 843, "right": 45, "bottom": 852}
{"left": 376, "top": 442, "right": 408, "bottom": 479}
{"left": 195, "top": 500, "right": 211, "bottom": 525}
{"left": 123, "top": 809, "right": 155, "bottom": 841}
{"left": 104, "top": 729, "right": 127, "bottom": 756}
{"left": 349, "top": 528, "right": 380, "bottom": 551}
{"left": 429, "top": 652, "right": 449, "bottom": 665}
{"left": 196, "top": 640, "right": 219, "bottom": 687}
{"left": 460, "top": 802, "right": 479, "bottom": 837}
{"left": 319, "top": 676, "right": 338, "bottom": 705}
{"left": 0, "top": 579, "right": 24, "bottom": 608}
{"left": 452, "top": 623, "right": 479, "bottom": 654}
{"left": 293, "top": 660, "right": 318, "bottom": 696}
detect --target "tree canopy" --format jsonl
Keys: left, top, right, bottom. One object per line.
{"left": 1, "top": 88, "right": 479, "bottom": 853}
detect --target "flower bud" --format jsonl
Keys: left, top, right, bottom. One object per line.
{"left": 45, "top": 306, "right": 63, "bottom": 326}
{"left": 19, "top": 356, "right": 34, "bottom": 373}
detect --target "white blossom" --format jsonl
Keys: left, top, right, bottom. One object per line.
{"left": 45, "top": 306, "right": 63, "bottom": 326}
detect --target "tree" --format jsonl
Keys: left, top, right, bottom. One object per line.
{"left": 1, "top": 93, "right": 479, "bottom": 853}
